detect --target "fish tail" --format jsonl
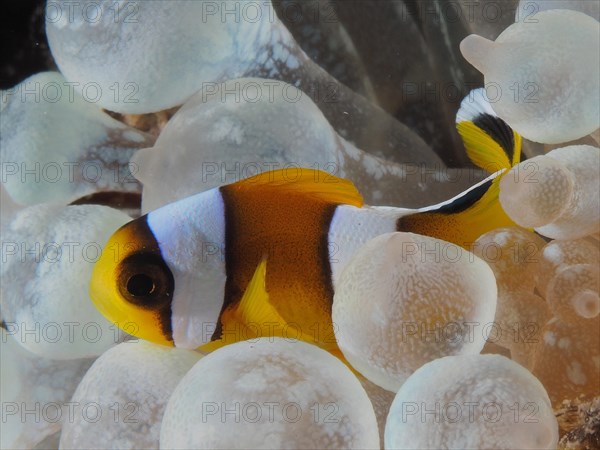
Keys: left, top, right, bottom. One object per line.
{"left": 456, "top": 87, "right": 522, "bottom": 172}
{"left": 396, "top": 89, "right": 522, "bottom": 248}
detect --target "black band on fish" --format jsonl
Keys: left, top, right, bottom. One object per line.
{"left": 116, "top": 215, "right": 175, "bottom": 342}
{"left": 425, "top": 179, "right": 492, "bottom": 216}
{"left": 472, "top": 113, "right": 515, "bottom": 163}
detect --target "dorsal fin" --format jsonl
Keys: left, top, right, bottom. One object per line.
{"left": 229, "top": 168, "right": 364, "bottom": 208}
{"left": 456, "top": 88, "right": 522, "bottom": 172}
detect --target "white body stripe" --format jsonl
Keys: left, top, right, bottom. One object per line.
{"left": 328, "top": 205, "right": 412, "bottom": 286}
{"left": 147, "top": 188, "right": 226, "bottom": 349}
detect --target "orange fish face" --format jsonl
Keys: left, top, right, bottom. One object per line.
{"left": 90, "top": 215, "right": 175, "bottom": 346}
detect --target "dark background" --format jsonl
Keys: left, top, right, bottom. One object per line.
{"left": 0, "top": 1, "right": 55, "bottom": 89}
{"left": 1, "top": 1, "right": 517, "bottom": 166}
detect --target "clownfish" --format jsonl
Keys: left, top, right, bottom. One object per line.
{"left": 90, "top": 88, "right": 522, "bottom": 353}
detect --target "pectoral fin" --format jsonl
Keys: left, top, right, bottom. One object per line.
{"left": 200, "top": 259, "right": 348, "bottom": 366}
{"left": 231, "top": 258, "right": 287, "bottom": 327}
{"left": 200, "top": 259, "right": 290, "bottom": 353}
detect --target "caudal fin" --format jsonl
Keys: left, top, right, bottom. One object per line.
{"left": 456, "top": 87, "right": 522, "bottom": 172}
{"left": 396, "top": 89, "right": 522, "bottom": 248}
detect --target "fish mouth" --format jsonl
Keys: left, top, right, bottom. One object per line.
{"left": 169, "top": 284, "right": 203, "bottom": 349}
{"left": 169, "top": 274, "right": 225, "bottom": 350}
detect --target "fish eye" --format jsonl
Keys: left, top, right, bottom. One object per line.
{"left": 126, "top": 273, "right": 156, "bottom": 297}
{"left": 117, "top": 253, "right": 174, "bottom": 308}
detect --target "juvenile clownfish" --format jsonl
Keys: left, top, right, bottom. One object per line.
{"left": 90, "top": 88, "right": 522, "bottom": 353}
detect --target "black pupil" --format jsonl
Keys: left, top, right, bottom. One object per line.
{"left": 126, "top": 274, "right": 155, "bottom": 297}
